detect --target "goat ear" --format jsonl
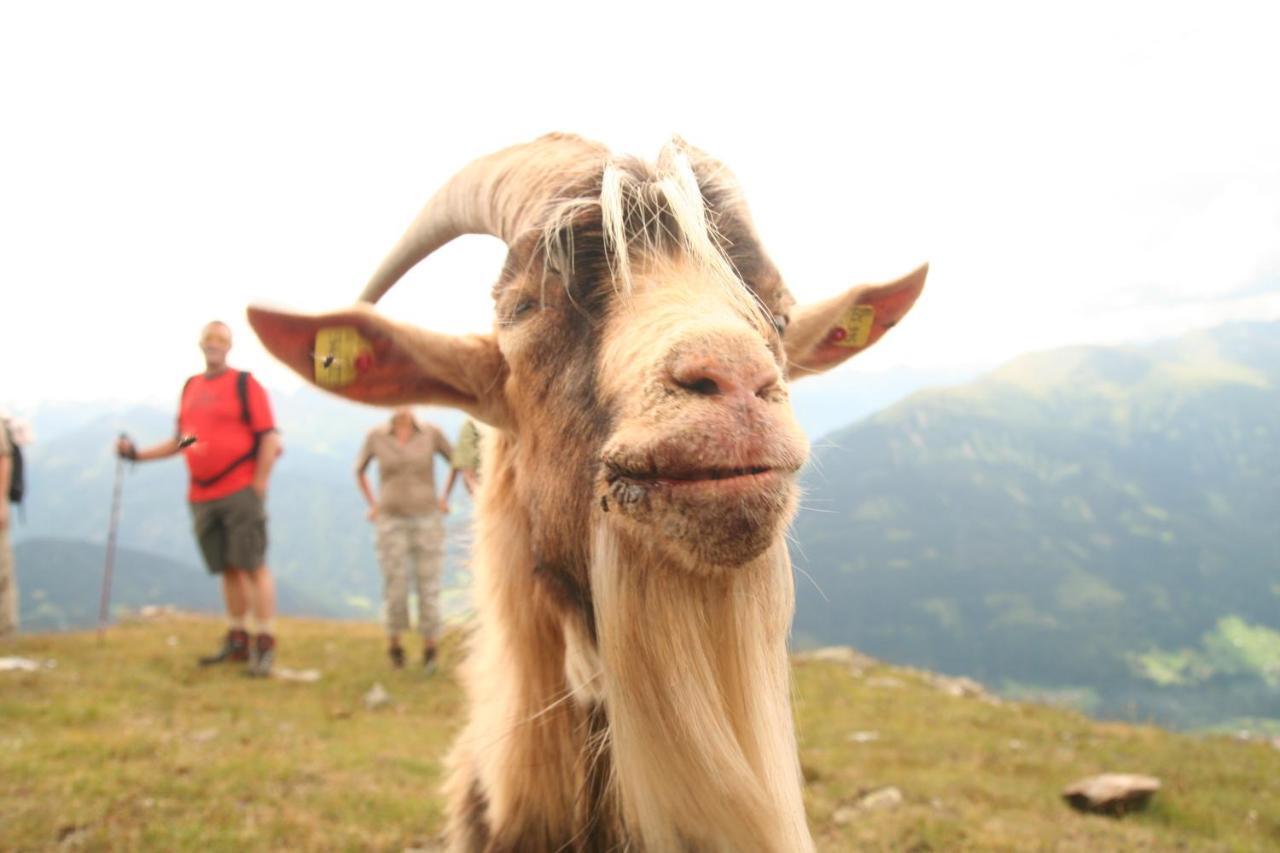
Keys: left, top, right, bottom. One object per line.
{"left": 783, "top": 263, "right": 928, "bottom": 381}
{"left": 247, "top": 303, "right": 512, "bottom": 428}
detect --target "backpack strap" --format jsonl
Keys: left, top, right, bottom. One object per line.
{"left": 3, "top": 420, "right": 23, "bottom": 512}
{"left": 237, "top": 370, "right": 251, "bottom": 426}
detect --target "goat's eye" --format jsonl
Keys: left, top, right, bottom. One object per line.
{"left": 504, "top": 297, "right": 538, "bottom": 325}
{"left": 772, "top": 314, "right": 790, "bottom": 336}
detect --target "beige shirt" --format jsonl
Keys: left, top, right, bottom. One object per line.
{"left": 357, "top": 422, "right": 453, "bottom": 517}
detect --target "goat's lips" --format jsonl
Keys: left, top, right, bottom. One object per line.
{"left": 605, "top": 461, "right": 790, "bottom": 495}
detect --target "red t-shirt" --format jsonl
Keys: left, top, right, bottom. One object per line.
{"left": 177, "top": 370, "right": 276, "bottom": 503}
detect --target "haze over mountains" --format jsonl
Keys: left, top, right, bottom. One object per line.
{"left": 793, "top": 320, "right": 1279, "bottom": 729}
{"left": 9, "top": 363, "right": 960, "bottom": 624}
{"left": 8, "top": 321, "right": 1278, "bottom": 729}
{"left": 12, "top": 392, "right": 476, "bottom": 624}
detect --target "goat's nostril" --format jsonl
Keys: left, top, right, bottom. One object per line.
{"left": 680, "top": 376, "right": 722, "bottom": 397}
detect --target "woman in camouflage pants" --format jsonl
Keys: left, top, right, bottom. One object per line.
{"left": 356, "top": 408, "right": 453, "bottom": 671}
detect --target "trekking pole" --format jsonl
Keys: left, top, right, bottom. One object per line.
{"left": 98, "top": 435, "right": 129, "bottom": 641}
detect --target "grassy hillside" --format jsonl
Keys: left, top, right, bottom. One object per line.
{"left": 2, "top": 615, "right": 1278, "bottom": 850}
{"left": 794, "top": 321, "right": 1280, "bottom": 729}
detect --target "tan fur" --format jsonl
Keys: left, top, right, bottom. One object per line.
{"left": 440, "top": 254, "right": 815, "bottom": 850}
{"left": 250, "top": 135, "right": 924, "bottom": 852}
{"left": 444, "top": 432, "right": 581, "bottom": 848}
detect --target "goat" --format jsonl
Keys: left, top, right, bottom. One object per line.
{"left": 249, "top": 133, "right": 926, "bottom": 852}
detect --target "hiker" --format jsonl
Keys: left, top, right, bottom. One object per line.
{"left": 444, "top": 417, "right": 483, "bottom": 499}
{"left": 116, "top": 320, "right": 282, "bottom": 676}
{"left": 356, "top": 407, "right": 453, "bottom": 671}
{"left": 0, "top": 413, "right": 19, "bottom": 637}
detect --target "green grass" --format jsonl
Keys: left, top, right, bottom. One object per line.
{"left": 3, "top": 616, "right": 1279, "bottom": 851}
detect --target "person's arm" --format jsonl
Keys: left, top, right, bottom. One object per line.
{"left": 251, "top": 431, "right": 281, "bottom": 498}
{"left": 434, "top": 428, "right": 455, "bottom": 513}
{"left": 0, "top": 452, "right": 10, "bottom": 532}
{"left": 244, "top": 376, "right": 279, "bottom": 499}
{"left": 440, "top": 467, "right": 461, "bottom": 513}
{"left": 355, "top": 442, "right": 378, "bottom": 521}
{"left": 117, "top": 435, "right": 184, "bottom": 462}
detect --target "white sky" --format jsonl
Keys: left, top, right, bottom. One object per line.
{"left": 3, "top": 1, "right": 1278, "bottom": 406}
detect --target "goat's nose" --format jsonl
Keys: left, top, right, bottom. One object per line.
{"left": 669, "top": 350, "right": 781, "bottom": 401}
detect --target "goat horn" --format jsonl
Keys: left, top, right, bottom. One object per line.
{"left": 359, "top": 133, "right": 606, "bottom": 304}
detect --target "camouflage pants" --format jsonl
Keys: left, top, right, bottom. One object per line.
{"left": 375, "top": 514, "right": 444, "bottom": 639}
{"left": 0, "top": 528, "right": 15, "bottom": 637}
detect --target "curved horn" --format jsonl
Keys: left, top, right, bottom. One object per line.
{"left": 359, "top": 133, "right": 607, "bottom": 304}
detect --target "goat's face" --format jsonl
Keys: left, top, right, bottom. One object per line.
{"left": 248, "top": 135, "right": 925, "bottom": 574}
{"left": 488, "top": 232, "right": 807, "bottom": 572}
{"left": 588, "top": 257, "right": 806, "bottom": 570}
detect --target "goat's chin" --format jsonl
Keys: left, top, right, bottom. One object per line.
{"left": 602, "top": 474, "right": 798, "bottom": 574}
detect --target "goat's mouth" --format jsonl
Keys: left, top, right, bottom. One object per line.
{"left": 601, "top": 452, "right": 799, "bottom": 510}
{"left": 599, "top": 451, "right": 799, "bottom": 568}
{"left": 606, "top": 464, "right": 780, "bottom": 490}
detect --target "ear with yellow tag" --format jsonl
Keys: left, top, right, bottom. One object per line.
{"left": 783, "top": 264, "right": 927, "bottom": 381}
{"left": 247, "top": 303, "right": 513, "bottom": 428}
{"left": 313, "top": 325, "right": 374, "bottom": 388}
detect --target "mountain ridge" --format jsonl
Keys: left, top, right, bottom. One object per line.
{"left": 793, "top": 320, "right": 1280, "bottom": 729}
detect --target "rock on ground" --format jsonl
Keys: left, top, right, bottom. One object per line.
{"left": 1062, "top": 773, "right": 1161, "bottom": 816}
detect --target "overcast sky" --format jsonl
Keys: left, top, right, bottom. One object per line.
{"left": 3, "top": 1, "right": 1277, "bottom": 409}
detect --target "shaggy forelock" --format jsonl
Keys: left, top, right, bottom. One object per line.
{"left": 533, "top": 139, "right": 772, "bottom": 326}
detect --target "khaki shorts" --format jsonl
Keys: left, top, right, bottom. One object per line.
{"left": 190, "top": 487, "right": 267, "bottom": 574}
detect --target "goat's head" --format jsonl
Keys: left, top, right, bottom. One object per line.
{"left": 249, "top": 134, "right": 925, "bottom": 575}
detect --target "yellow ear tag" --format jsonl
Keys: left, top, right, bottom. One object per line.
{"left": 314, "top": 326, "right": 373, "bottom": 388}
{"left": 830, "top": 305, "right": 875, "bottom": 348}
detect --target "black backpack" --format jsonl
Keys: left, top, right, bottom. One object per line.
{"left": 3, "top": 420, "right": 22, "bottom": 505}
{"left": 180, "top": 371, "right": 264, "bottom": 488}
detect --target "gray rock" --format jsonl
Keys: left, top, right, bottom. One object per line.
{"left": 859, "top": 787, "right": 904, "bottom": 811}
{"left": 832, "top": 786, "right": 904, "bottom": 824}
{"left": 363, "top": 682, "right": 391, "bottom": 710}
{"left": 929, "top": 674, "right": 988, "bottom": 699}
{"left": 793, "top": 646, "right": 877, "bottom": 674}
{"left": 0, "top": 657, "right": 41, "bottom": 672}
{"left": 274, "top": 667, "right": 321, "bottom": 683}
{"left": 1062, "top": 773, "right": 1160, "bottom": 816}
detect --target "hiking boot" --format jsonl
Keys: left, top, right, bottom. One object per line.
{"left": 246, "top": 633, "right": 276, "bottom": 678}
{"left": 199, "top": 629, "right": 249, "bottom": 666}
{"left": 423, "top": 645, "right": 438, "bottom": 676}
{"left": 389, "top": 644, "right": 405, "bottom": 669}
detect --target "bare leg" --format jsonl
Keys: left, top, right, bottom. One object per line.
{"left": 247, "top": 566, "right": 276, "bottom": 623}
{"left": 222, "top": 569, "right": 251, "bottom": 621}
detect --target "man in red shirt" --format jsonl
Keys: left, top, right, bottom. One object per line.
{"left": 118, "top": 321, "right": 282, "bottom": 676}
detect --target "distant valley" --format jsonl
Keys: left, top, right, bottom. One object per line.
{"left": 792, "top": 321, "right": 1280, "bottom": 730}
{"left": 8, "top": 322, "right": 1278, "bottom": 730}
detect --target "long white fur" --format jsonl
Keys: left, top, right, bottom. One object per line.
{"left": 591, "top": 523, "right": 812, "bottom": 852}
{"left": 441, "top": 138, "right": 814, "bottom": 851}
